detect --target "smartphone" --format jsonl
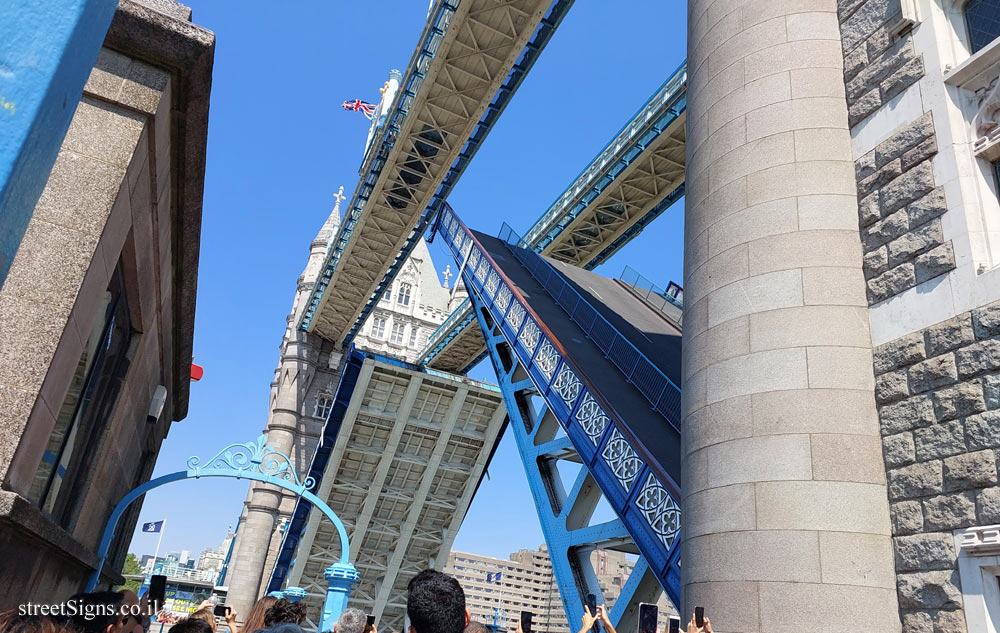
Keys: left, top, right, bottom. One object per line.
{"left": 585, "top": 594, "right": 599, "bottom": 632}
{"left": 213, "top": 605, "right": 228, "bottom": 618}
{"left": 520, "top": 611, "right": 533, "bottom": 633}
{"left": 668, "top": 618, "right": 680, "bottom": 633}
{"left": 695, "top": 607, "right": 705, "bottom": 628}
{"left": 363, "top": 615, "right": 375, "bottom": 633}
{"left": 638, "top": 603, "right": 657, "bottom": 633}
{"left": 148, "top": 575, "right": 166, "bottom": 611}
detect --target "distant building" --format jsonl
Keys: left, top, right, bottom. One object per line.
{"left": 444, "top": 546, "right": 676, "bottom": 633}
{"left": 0, "top": 0, "right": 213, "bottom": 608}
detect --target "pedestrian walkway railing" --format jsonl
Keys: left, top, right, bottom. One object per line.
{"left": 498, "top": 223, "right": 681, "bottom": 429}
{"left": 618, "top": 265, "right": 683, "bottom": 315}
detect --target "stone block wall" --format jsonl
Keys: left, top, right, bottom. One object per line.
{"left": 856, "top": 113, "right": 956, "bottom": 304}
{"left": 873, "top": 305, "right": 1000, "bottom": 631}
{"left": 839, "top": 0, "right": 924, "bottom": 126}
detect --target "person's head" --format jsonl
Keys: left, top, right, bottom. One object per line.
{"left": 189, "top": 609, "right": 216, "bottom": 633}
{"left": 241, "top": 597, "right": 278, "bottom": 633}
{"left": 406, "top": 570, "right": 468, "bottom": 633}
{"left": 66, "top": 592, "right": 127, "bottom": 633}
{"left": 0, "top": 610, "right": 80, "bottom": 633}
{"left": 263, "top": 600, "right": 305, "bottom": 628}
{"left": 333, "top": 609, "right": 366, "bottom": 633}
{"left": 169, "top": 619, "right": 214, "bottom": 633}
{"left": 463, "top": 622, "right": 489, "bottom": 633}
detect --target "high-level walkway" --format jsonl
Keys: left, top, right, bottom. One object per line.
{"left": 420, "top": 63, "right": 686, "bottom": 373}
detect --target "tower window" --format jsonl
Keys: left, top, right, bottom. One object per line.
{"left": 371, "top": 316, "right": 386, "bottom": 338}
{"left": 314, "top": 394, "right": 334, "bottom": 419}
{"left": 966, "top": 0, "right": 1000, "bottom": 53}
{"left": 390, "top": 322, "right": 405, "bottom": 344}
{"left": 409, "top": 326, "right": 419, "bottom": 348}
{"left": 397, "top": 283, "right": 412, "bottom": 306}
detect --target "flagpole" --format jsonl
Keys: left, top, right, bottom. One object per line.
{"left": 151, "top": 520, "right": 165, "bottom": 575}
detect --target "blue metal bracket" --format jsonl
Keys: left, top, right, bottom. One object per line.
{"left": 467, "top": 276, "right": 667, "bottom": 633}
{"left": 87, "top": 436, "right": 357, "bottom": 633}
{"left": 439, "top": 205, "right": 683, "bottom": 618}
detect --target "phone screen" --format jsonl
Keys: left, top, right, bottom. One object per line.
{"left": 585, "top": 594, "right": 599, "bottom": 632}
{"left": 668, "top": 618, "right": 680, "bottom": 633}
{"left": 520, "top": 611, "right": 533, "bottom": 633}
{"left": 213, "top": 605, "right": 227, "bottom": 618}
{"left": 363, "top": 615, "right": 375, "bottom": 633}
{"left": 148, "top": 575, "right": 166, "bottom": 611}
{"left": 638, "top": 603, "right": 657, "bottom": 633}
{"left": 695, "top": 607, "right": 705, "bottom": 628}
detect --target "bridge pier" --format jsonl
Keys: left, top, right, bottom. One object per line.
{"left": 682, "top": 2, "right": 900, "bottom": 631}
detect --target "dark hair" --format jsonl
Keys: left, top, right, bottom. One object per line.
{"left": 406, "top": 570, "right": 465, "bottom": 633}
{"left": 0, "top": 610, "right": 80, "bottom": 633}
{"left": 170, "top": 619, "right": 214, "bottom": 633}
{"left": 263, "top": 600, "right": 306, "bottom": 628}
{"left": 464, "top": 622, "right": 490, "bottom": 633}
{"left": 241, "top": 597, "right": 278, "bottom": 633}
{"left": 65, "top": 592, "right": 126, "bottom": 633}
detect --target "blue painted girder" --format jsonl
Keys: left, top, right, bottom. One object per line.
{"left": 437, "top": 204, "right": 682, "bottom": 612}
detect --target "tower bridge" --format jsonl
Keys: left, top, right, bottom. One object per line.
{"left": 232, "top": 1, "right": 690, "bottom": 631}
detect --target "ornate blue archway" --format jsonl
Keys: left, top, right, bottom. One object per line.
{"left": 86, "top": 435, "right": 358, "bottom": 632}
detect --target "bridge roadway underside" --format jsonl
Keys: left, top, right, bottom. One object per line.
{"left": 473, "top": 230, "right": 682, "bottom": 483}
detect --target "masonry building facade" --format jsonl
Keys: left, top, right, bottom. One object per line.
{"left": 0, "top": 0, "right": 213, "bottom": 607}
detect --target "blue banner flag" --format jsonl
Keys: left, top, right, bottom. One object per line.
{"left": 142, "top": 520, "right": 164, "bottom": 533}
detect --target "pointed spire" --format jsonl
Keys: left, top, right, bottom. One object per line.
{"left": 312, "top": 186, "right": 345, "bottom": 249}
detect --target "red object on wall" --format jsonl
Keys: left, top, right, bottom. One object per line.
{"left": 191, "top": 363, "right": 204, "bottom": 382}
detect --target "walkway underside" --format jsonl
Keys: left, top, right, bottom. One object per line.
{"left": 269, "top": 351, "right": 506, "bottom": 632}
{"left": 300, "top": 0, "right": 559, "bottom": 344}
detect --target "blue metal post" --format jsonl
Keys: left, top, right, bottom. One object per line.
{"left": 0, "top": 0, "right": 117, "bottom": 286}
{"left": 320, "top": 563, "right": 360, "bottom": 632}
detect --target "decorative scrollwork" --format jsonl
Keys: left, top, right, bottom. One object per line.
{"left": 974, "top": 73, "right": 1000, "bottom": 161}
{"left": 495, "top": 285, "right": 512, "bottom": 313}
{"left": 601, "top": 428, "right": 643, "bottom": 491}
{"left": 634, "top": 473, "right": 681, "bottom": 550}
{"left": 535, "top": 340, "right": 560, "bottom": 381}
{"left": 187, "top": 434, "right": 316, "bottom": 493}
{"left": 461, "top": 239, "right": 472, "bottom": 259}
{"left": 485, "top": 271, "right": 500, "bottom": 297}
{"left": 507, "top": 301, "right": 526, "bottom": 331}
{"left": 575, "top": 392, "right": 608, "bottom": 445}
{"left": 475, "top": 258, "right": 489, "bottom": 283}
{"left": 552, "top": 365, "right": 581, "bottom": 407}
{"left": 519, "top": 318, "right": 541, "bottom": 353}
{"left": 470, "top": 248, "right": 481, "bottom": 269}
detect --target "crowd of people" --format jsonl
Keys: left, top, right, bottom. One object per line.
{"left": 0, "top": 570, "right": 710, "bottom": 633}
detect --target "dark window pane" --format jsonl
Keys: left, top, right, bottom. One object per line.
{"left": 967, "top": 0, "right": 1000, "bottom": 53}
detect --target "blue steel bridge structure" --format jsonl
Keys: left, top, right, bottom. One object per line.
{"left": 272, "top": 0, "right": 689, "bottom": 630}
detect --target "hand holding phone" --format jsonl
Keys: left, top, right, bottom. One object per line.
{"left": 667, "top": 618, "right": 680, "bottom": 633}
{"left": 213, "top": 605, "right": 228, "bottom": 618}
{"left": 363, "top": 614, "right": 375, "bottom": 633}
{"left": 694, "top": 607, "right": 704, "bottom": 628}
{"left": 520, "top": 611, "right": 533, "bottom": 633}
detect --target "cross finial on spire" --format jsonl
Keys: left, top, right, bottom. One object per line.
{"left": 332, "top": 186, "right": 346, "bottom": 209}
{"left": 442, "top": 264, "right": 452, "bottom": 289}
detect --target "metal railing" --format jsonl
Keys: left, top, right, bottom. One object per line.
{"left": 618, "top": 265, "right": 683, "bottom": 317}
{"left": 498, "top": 223, "right": 681, "bottom": 428}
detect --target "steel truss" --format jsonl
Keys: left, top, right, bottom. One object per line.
{"left": 437, "top": 205, "right": 681, "bottom": 628}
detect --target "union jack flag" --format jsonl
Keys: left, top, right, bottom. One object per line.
{"left": 342, "top": 99, "right": 377, "bottom": 120}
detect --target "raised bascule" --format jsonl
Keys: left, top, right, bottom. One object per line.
{"left": 228, "top": 1, "right": 692, "bottom": 631}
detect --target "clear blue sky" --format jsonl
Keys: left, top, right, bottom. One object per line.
{"left": 129, "top": 1, "right": 687, "bottom": 562}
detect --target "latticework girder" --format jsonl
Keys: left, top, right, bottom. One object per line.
{"left": 300, "top": 0, "right": 560, "bottom": 345}
{"left": 273, "top": 353, "right": 506, "bottom": 632}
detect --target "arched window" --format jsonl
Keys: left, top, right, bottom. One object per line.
{"left": 397, "top": 282, "right": 412, "bottom": 306}
{"left": 966, "top": 0, "right": 1000, "bottom": 53}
